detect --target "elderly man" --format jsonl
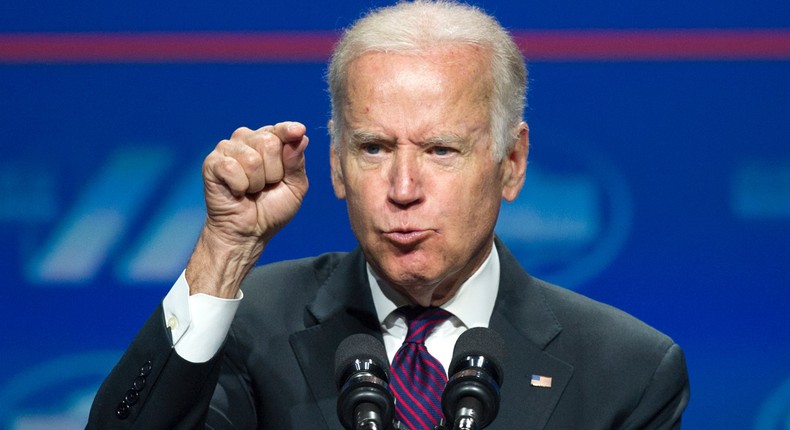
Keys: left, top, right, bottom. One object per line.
{"left": 88, "top": 1, "right": 690, "bottom": 429}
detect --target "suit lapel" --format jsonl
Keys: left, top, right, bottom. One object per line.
{"left": 490, "top": 239, "right": 574, "bottom": 429}
{"left": 289, "top": 248, "right": 381, "bottom": 429}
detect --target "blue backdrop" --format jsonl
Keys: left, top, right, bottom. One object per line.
{"left": 1, "top": 1, "right": 789, "bottom": 429}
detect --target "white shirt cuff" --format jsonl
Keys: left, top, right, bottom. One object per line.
{"left": 162, "top": 270, "right": 243, "bottom": 363}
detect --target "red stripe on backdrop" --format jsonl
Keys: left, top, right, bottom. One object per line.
{"left": 512, "top": 29, "right": 790, "bottom": 61}
{"left": 0, "top": 32, "right": 339, "bottom": 63}
{"left": 0, "top": 29, "right": 789, "bottom": 63}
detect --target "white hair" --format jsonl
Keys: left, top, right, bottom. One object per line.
{"left": 327, "top": 0, "right": 527, "bottom": 161}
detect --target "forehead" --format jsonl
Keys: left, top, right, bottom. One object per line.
{"left": 346, "top": 45, "right": 491, "bottom": 96}
{"left": 342, "top": 46, "right": 493, "bottom": 138}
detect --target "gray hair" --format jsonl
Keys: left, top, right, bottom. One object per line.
{"left": 327, "top": 0, "right": 527, "bottom": 161}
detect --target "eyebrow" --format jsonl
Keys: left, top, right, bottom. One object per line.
{"left": 423, "top": 134, "right": 466, "bottom": 147}
{"left": 348, "top": 130, "right": 393, "bottom": 146}
{"left": 348, "top": 130, "right": 467, "bottom": 147}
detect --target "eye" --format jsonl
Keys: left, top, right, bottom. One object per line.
{"left": 363, "top": 143, "right": 382, "bottom": 155}
{"left": 431, "top": 146, "right": 454, "bottom": 156}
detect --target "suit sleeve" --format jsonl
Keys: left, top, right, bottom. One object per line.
{"left": 621, "top": 343, "right": 691, "bottom": 430}
{"left": 86, "top": 306, "right": 226, "bottom": 429}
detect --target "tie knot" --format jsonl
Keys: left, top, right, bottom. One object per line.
{"left": 401, "top": 306, "right": 451, "bottom": 344}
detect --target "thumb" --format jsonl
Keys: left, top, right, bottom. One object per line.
{"left": 270, "top": 121, "right": 309, "bottom": 178}
{"left": 283, "top": 133, "right": 309, "bottom": 178}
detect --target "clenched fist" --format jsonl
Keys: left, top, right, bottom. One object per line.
{"left": 186, "top": 122, "right": 309, "bottom": 298}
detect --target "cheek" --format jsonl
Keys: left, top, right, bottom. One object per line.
{"left": 457, "top": 174, "right": 503, "bottom": 223}
{"left": 344, "top": 179, "right": 380, "bottom": 226}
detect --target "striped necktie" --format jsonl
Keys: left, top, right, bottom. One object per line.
{"left": 389, "top": 306, "right": 451, "bottom": 430}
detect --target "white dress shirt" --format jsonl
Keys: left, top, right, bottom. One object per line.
{"left": 162, "top": 243, "right": 499, "bottom": 370}
{"left": 162, "top": 271, "right": 241, "bottom": 363}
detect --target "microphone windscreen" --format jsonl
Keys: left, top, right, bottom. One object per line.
{"left": 334, "top": 333, "right": 389, "bottom": 388}
{"left": 449, "top": 327, "right": 505, "bottom": 383}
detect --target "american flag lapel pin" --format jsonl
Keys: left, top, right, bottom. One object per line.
{"left": 530, "top": 374, "right": 553, "bottom": 388}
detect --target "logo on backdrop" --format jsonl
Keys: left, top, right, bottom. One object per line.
{"left": 7, "top": 147, "right": 207, "bottom": 285}
{"left": 731, "top": 158, "right": 790, "bottom": 221}
{"left": 495, "top": 130, "right": 633, "bottom": 289}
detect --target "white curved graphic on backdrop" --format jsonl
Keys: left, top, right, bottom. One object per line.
{"left": 755, "top": 372, "right": 790, "bottom": 430}
{"left": 0, "top": 351, "right": 121, "bottom": 430}
{"left": 495, "top": 130, "right": 633, "bottom": 289}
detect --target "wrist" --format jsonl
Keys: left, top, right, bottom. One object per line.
{"left": 185, "top": 225, "right": 265, "bottom": 298}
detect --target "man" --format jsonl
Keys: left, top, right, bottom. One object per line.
{"left": 88, "top": 1, "right": 690, "bottom": 429}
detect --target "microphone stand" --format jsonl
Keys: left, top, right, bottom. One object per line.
{"left": 449, "top": 396, "right": 485, "bottom": 430}
{"left": 353, "top": 402, "right": 386, "bottom": 430}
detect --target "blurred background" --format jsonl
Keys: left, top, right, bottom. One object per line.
{"left": 1, "top": 1, "right": 788, "bottom": 428}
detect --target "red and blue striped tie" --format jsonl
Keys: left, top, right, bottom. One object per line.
{"left": 389, "top": 306, "right": 451, "bottom": 430}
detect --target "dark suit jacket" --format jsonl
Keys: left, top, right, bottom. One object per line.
{"left": 88, "top": 240, "right": 690, "bottom": 429}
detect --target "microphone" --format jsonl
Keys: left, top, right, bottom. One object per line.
{"left": 335, "top": 333, "right": 395, "bottom": 430}
{"left": 441, "top": 327, "right": 505, "bottom": 430}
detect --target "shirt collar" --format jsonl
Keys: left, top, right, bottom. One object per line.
{"left": 367, "top": 242, "right": 500, "bottom": 329}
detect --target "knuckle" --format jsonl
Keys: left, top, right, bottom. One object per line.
{"left": 203, "top": 149, "right": 223, "bottom": 171}
{"left": 231, "top": 126, "right": 252, "bottom": 139}
{"left": 214, "top": 139, "right": 236, "bottom": 156}
{"left": 214, "top": 138, "right": 231, "bottom": 150}
{"left": 237, "top": 150, "right": 261, "bottom": 170}
{"left": 262, "top": 135, "right": 283, "bottom": 155}
{"left": 216, "top": 157, "right": 239, "bottom": 177}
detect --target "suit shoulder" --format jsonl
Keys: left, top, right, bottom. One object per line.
{"left": 536, "top": 279, "right": 690, "bottom": 423}
{"left": 243, "top": 252, "right": 348, "bottom": 291}
{"left": 538, "top": 279, "right": 677, "bottom": 362}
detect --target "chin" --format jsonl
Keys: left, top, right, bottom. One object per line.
{"left": 384, "top": 268, "right": 434, "bottom": 288}
{"left": 391, "top": 280, "right": 438, "bottom": 306}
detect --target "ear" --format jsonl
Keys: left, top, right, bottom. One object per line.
{"left": 328, "top": 120, "right": 347, "bottom": 199}
{"left": 501, "top": 122, "right": 529, "bottom": 202}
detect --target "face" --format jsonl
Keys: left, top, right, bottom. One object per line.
{"left": 331, "top": 46, "right": 528, "bottom": 306}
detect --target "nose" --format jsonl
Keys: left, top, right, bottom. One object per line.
{"left": 387, "top": 151, "right": 424, "bottom": 208}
